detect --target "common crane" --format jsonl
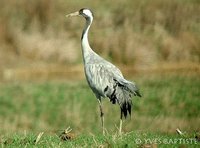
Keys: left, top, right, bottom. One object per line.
{"left": 66, "top": 8, "right": 141, "bottom": 135}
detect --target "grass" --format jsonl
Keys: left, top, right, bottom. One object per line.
{"left": 0, "top": 73, "right": 199, "bottom": 147}
{"left": 1, "top": 132, "right": 199, "bottom": 147}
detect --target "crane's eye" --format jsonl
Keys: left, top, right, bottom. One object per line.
{"left": 79, "top": 8, "right": 84, "bottom": 15}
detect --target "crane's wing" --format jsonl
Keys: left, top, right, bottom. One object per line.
{"left": 97, "top": 57, "right": 141, "bottom": 97}
{"left": 85, "top": 58, "right": 141, "bottom": 97}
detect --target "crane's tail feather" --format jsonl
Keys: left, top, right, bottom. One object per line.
{"left": 108, "top": 78, "right": 141, "bottom": 118}
{"left": 110, "top": 85, "right": 133, "bottom": 118}
{"left": 114, "top": 78, "right": 142, "bottom": 97}
{"left": 121, "top": 99, "right": 132, "bottom": 118}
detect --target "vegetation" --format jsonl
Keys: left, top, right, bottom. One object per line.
{"left": 1, "top": 132, "right": 199, "bottom": 147}
{"left": 0, "top": 0, "right": 199, "bottom": 70}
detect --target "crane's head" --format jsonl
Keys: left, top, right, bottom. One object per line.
{"left": 66, "top": 8, "right": 93, "bottom": 20}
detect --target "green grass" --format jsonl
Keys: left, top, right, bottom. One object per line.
{"left": 0, "top": 73, "right": 199, "bottom": 147}
{"left": 1, "top": 132, "right": 199, "bottom": 147}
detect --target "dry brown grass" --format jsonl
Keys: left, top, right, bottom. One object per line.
{"left": 0, "top": 0, "right": 199, "bottom": 81}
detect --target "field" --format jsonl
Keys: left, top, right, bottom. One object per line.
{"left": 0, "top": 0, "right": 199, "bottom": 147}
{"left": 0, "top": 73, "right": 199, "bottom": 147}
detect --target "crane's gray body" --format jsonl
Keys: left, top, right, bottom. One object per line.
{"left": 82, "top": 34, "right": 141, "bottom": 117}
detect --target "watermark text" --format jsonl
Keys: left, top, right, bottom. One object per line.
{"left": 135, "top": 137, "right": 197, "bottom": 145}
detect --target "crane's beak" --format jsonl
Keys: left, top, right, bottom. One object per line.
{"left": 66, "top": 11, "right": 79, "bottom": 17}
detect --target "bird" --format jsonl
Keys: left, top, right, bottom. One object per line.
{"left": 66, "top": 8, "right": 141, "bottom": 135}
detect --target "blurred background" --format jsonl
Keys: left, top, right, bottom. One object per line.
{"left": 0, "top": 0, "right": 199, "bottom": 80}
{"left": 0, "top": 0, "right": 199, "bottom": 134}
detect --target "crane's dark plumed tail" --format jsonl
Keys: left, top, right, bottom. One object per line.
{"left": 109, "top": 78, "right": 141, "bottom": 118}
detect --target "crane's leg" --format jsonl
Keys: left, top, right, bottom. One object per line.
{"left": 98, "top": 99, "right": 105, "bottom": 135}
{"left": 119, "top": 110, "right": 123, "bottom": 135}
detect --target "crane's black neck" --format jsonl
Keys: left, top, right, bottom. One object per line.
{"left": 81, "top": 17, "right": 92, "bottom": 40}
